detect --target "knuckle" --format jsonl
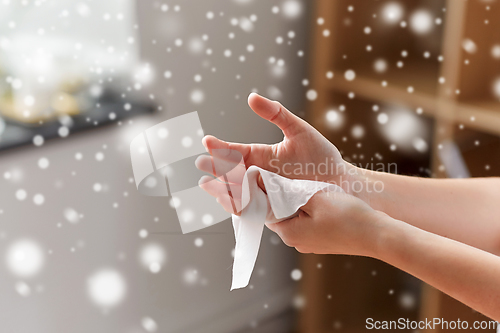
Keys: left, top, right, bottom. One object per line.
{"left": 295, "top": 246, "right": 309, "bottom": 254}
{"left": 279, "top": 231, "right": 297, "bottom": 247}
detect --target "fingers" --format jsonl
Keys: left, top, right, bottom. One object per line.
{"left": 195, "top": 154, "right": 246, "bottom": 185}
{"left": 202, "top": 135, "right": 251, "bottom": 161}
{"left": 265, "top": 211, "right": 310, "bottom": 247}
{"left": 199, "top": 175, "right": 242, "bottom": 214}
{"left": 247, "top": 93, "right": 306, "bottom": 138}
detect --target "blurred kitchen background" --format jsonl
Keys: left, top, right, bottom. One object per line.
{"left": 0, "top": 0, "right": 498, "bottom": 332}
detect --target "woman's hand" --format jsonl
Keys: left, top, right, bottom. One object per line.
{"left": 201, "top": 93, "right": 355, "bottom": 189}
{"left": 266, "top": 190, "right": 390, "bottom": 258}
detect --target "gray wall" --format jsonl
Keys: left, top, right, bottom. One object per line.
{"left": 0, "top": 0, "right": 310, "bottom": 332}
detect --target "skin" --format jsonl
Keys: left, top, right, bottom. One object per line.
{"left": 199, "top": 93, "right": 500, "bottom": 320}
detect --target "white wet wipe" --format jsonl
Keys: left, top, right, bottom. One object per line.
{"left": 231, "top": 166, "right": 344, "bottom": 290}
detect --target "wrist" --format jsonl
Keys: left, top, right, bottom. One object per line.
{"left": 339, "top": 163, "right": 388, "bottom": 211}
{"left": 333, "top": 162, "right": 371, "bottom": 201}
{"left": 371, "top": 214, "right": 413, "bottom": 262}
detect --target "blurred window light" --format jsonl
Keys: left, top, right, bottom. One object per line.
{"left": 0, "top": 0, "right": 139, "bottom": 123}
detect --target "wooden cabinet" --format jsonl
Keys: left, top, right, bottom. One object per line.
{"left": 300, "top": 0, "right": 499, "bottom": 331}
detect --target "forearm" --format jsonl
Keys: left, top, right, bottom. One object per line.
{"left": 352, "top": 168, "right": 500, "bottom": 254}
{"left": 376, "top": 217, "right": 500, "bottom": 320}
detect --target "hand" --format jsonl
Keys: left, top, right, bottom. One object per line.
{"left": 200, "top": 93, "right": 355, "bottom": 188}
{"left": 266, "top": 190, "right": 390, "bottom": 257}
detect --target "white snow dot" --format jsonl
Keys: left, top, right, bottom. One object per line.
{"left": 413, "top": 137, "right": 428, "bottom": 153}
{"left": 181, "top": 210, "right": 194, "bottom": 223}
{"left": 181, "top": 136, "right": 193, "bottom": 147}
{"left": 492, "top": 45, "right": 500, "bottom": 59}
{"left": 93, "top": 183, "right": 102, "bottom": 192}
{"left": 157, "top": 128, "right": 168, "bottom": 139}
{"left": 202, "top": 214, "right": 214, "bottom": 225}
{"left": 194, "top": 238, "right": 204, "bottom": 247}
{"left": 410, "top": 10, "right": 434, "bottom": 35}
{"left": 15, "top": 281, "right": 31, "bottom": 297}
{"left": 33, "top": 135, "right": 44, "bottom": 147}
{"left": 64, "top": 208, "right": 80, "bottom": 224}
{"left": 381, "top": 2, "right": 404, "bottom": 24}
{"left": 462, "top": 39, "right": 477, "bottom": 54}
{"left": 58, "top": 127, "right": 69, "bottom": 137}
{"left": 282, "top": 0, "right": 303, "bottom": 19}
{"left": 326, "top": 110, "right": 339, "bottom": 123}
{"left": 351, "top": 125, "right": 365, "bottom": 139}
{"left": 373, "top": 59, "right": 388, "bottom": 73}
{"left": 6, "top": 239, "right": 44, "bottom": 278}
{"left": 344, "top": 70, "right": 356, "bottom": 81}
{"left": 15, "top": 189, "right": 27, "bottom": 201}
{"left": 170, "top": 197, "right": 181, "bottom": 209}
{"left": 87, "top": 269, "right": 126, "bottom": 308}
{"left": 399, "top": 292, "right": 417, "bottom": 310}
{"left": 142, "top": 317, "right": 158, "bottom": 332}
{"left": 37, "top": 157, "right": 49, "bottom": 169}
{"left": 183, "top": 268, "right": 199, "bottom": 285}
{"left": 190, "top": 89, "right": 205, "bottom": 104}
{"left": 306, "top": 89, "right": 318, "bottom": 101}
{"left": 33, "top": 194, "right": 45, "bottom": 206}
{"left": 377, "top": 113, "right": 389, "bottom": 124}
{"left": 291, "top": 269, "right": 302, "bottom": 281}
{"left": 95, "top": 152, "right": 105, "bottom": 161}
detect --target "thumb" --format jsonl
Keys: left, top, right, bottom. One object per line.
{"left": 247, "top": 93, "right": 306, "bottom": 138}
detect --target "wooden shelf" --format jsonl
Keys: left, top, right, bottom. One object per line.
{"left": 327, "top": 74, "right": 438, "bottom": 115}
{"left": 302, "top": 0, "right": 499, "bottom": 332}
{"left": 457, "top": 101, "right": 500, "bottom": 136}
{"left": 327, "top": 76, "right": 500, "bottom": 136}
